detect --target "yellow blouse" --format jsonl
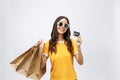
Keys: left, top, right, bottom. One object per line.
{"left": 43, "top": 39, "right": 78, "bottom": 80}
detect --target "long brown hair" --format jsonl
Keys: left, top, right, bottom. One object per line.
{"left": 49, "top": 16, "right": 73, "bottom": 54}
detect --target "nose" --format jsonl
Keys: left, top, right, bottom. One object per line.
{"left": 61, "top": 25, "right": 65, "bottom": 27}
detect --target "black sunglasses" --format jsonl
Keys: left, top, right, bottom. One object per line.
{"left": 57, "top": 22, "right": 70, "bottom": 28}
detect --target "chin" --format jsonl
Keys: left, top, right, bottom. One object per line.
{"left": 58, "top": 31, "right": 66, "bottom": 34}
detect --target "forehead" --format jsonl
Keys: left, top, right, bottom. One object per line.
{"left": 59, "top": 18, "right": 68, "bottom": 23}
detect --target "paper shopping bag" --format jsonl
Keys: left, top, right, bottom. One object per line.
{"left": 10, "top": 46, "right": 34, "bottom": 70}
{"left": 26, "top": 45, "right": 46, "bottom": 80}
{"left": 10, "top": 45, "right": 46, "bottom": 80}
{"left": 15, "top": 46, "right": 36, "bottom": 76}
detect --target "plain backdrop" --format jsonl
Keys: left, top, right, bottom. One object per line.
{"left": 0, "top": 0, "right": 120, "bottom": 80}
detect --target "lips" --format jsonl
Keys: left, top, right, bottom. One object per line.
{"left": 59, "top": 28, "right": 65, "bottom": 32}
{"left": 57, "top": 27, "right": 67, "bottom": 34}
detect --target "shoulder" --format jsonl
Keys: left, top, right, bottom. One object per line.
{"left": 44, "top": 40, "right": 49, "bottom": 44}
{"left": 70, "top": 38, "right": 76, "bottom": 43}
{"left": 70, "top": 38, "right": 77, "bottom": 45}
{"left": 44, "top": 40, "right": 49, "bottom": 47}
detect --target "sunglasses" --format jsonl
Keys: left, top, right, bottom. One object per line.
{"left": 57, "top": 22, "right": 70, "bottom": 28}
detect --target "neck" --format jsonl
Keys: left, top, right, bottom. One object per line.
{"left": 58, "top": 34, "right": 64, "bottom": 41}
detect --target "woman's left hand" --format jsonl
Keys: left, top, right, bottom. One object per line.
{"left": 76, "top": 36, "right": 82, "bottom": 47}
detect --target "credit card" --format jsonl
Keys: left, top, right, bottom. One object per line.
{"left": 73, "top": 31, "right": 80, "bottom": 37}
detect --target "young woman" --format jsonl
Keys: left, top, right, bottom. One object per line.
{"left": 38, "top": 16, "right": 83, "bottom": 80}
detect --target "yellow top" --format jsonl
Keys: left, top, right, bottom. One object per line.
{"left": 43, "top": 39, "right": 78, "bottom": 80}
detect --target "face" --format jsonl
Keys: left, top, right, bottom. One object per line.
{"left": 57, "top": 18, "right": 69, "bottom": 34}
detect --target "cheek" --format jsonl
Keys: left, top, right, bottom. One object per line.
{"left": 57, "top": 27, "right": 68, "bottom": 34}
{"left": 57, "top": 27, "right": 62, "bottom": 33}
{"left": 57, "top": 27, "right": 59, "bottom": 31}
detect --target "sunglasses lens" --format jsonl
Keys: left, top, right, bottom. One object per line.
{"left": 65, "top": 24, "right": 69, "bottom": 28}
{"left": 58, "top": 22, "right": 63, "bottom": 26}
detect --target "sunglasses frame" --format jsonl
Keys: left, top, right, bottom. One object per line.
{"left": 57, "top": 22, "right": 70, "bottom": 28}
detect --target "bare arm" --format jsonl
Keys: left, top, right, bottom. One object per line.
{"left": 74, "top": 36, "right": 83, "bottom": 65}
{"left": 75, "top": 46, "right": 83, "bottom": 65}
{"left": 41, "top": 54, "right": 48, "bottom": 68}
{"left": 36, "top": 39, "right": 48, "bottom": 68}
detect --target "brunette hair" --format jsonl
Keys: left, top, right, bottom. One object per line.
{"left": 49, "top": 16, "right": 73, "bottom": 54}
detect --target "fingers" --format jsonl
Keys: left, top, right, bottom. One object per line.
{"left": 77, "top": 36, "right": 82, "bottom": 42}
{"left": 76, "top": 36, "right": 82, "bottom": 46}
{"left": 38, "top": 39, "right": 43, "bottom": 44}
{"left": 35, "top": 38, "right": 43, "bottom": 46}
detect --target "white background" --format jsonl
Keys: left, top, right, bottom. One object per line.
{"left": 0, "top": 0, "right": 120, "bottom": 80}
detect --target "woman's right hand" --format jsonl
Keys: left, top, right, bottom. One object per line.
{"left": 35, "top": 39, "right": 43, "bottom": 46}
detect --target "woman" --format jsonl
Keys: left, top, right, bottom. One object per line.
{"left": 38, "top": 16, "right": 83, "bottom": 80}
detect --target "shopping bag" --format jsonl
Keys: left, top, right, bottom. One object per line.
{"left": 15, "top": 46, "right": 37, "bottom": 76}
{"left": 10, "top": 46, "right": 34, "bottom": 70}
{"left": 26, "top": 45, "right": 46, "bottom": 80}
{"left": 10, "top": 44, "right": 46, "bottom": 80}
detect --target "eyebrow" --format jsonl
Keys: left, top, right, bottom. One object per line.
{"left": 59, "top": 21, "right": 68, "bottom": 24}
